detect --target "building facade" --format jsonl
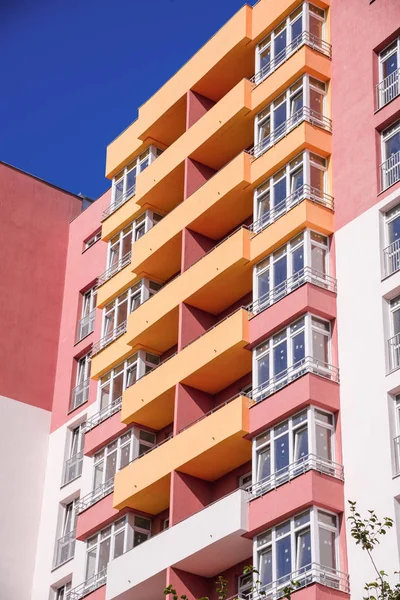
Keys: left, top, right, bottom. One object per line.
{"left": 2, "top": 0, "right": 400, "bottom": 599}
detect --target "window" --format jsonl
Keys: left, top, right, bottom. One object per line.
{"left": 254, "top": 3, "right": 326, "bottom": 85}
{"left": 93, "top": 428, "right": 156, "bottom": 494}
{"left": 254, "top": 152, "right": 329, "bottom": 231}
{"left": 54, "top": 582, "right": 71, "bottom": 600}
{"left": 238, "top": 573, "right": 253, "bottom": 599}
{"left": 253, "top": 231, "right": 329, "bottom": 313}
{"left": 254, "top": 76, "right": 327, "bottom": 157}
{"left": 381, "top": 121, "right": 400, "bottom": 190}
{"left": 71, "top": 353, "right": 91, "bottom": 410}
{"left": 394, "top": 395, "right": 400, "bottom": 473}
{"left": 253, "top": 314, "right": 332, "bottom": 400}
{"left": 77, "top": 286, "right": 97, "bottom": 341}
{"left": 388, "top": 297, "right": 400, "bottom": 371}
{"left": 98, "top": 350, "right": 159, "bottom": 415}
{"left": 378, "top": 38, "right": 399, "bottom": 108}
{"left": 162, "top": 518, "right": 170, "bottom": 530}
{"left": 253, "top": 407, "right": 336, "bottom": 494}
{"left": 53, "top": 500, "right": 77, "bottom": 567}
{"left": 84, "top": 230, "right": 101, "bottom": 250}
{"left": 256, "top": 508, "right": 339, "bottom": 593}
{"left": 384, "top": 205, "right": 400, "bottom": 277}
{"left": 111, "top": 146, "right": 163, "bottom": 211}
{"left": 63, "top": 423, "right": 85, "bottom": 484}
{"left": 85, "top": 516, "right": 151, "bottom": 586}
{"left": 239, "top": 472, "right": 252, "bottom": 488}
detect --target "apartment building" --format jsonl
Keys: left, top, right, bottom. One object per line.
{"left": 2, "top": 0, "right": 400, "bottom": 599}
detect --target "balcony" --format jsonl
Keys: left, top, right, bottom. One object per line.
{"left": 76, "top": 309, "right": 95, "bottom": 342}
{"left": 84, "top": 397, "right": 122, "bottom": 433}
{"left": 248, "top": 107, "right": 332, "bottom": 162}
{"left": 114, "top": 394, "right": 251, "bottom": 513}
{"left": 249, "top": 356, "right": 339, "bottom": 405}
{"left": 381, "top": 151, "right": 400, "bottom": 192}
{"left": 246, "top": 454, "right": 344, "bottom": 500}
{"left": 376, "top": 68, "right": 400, "bottom": 110}
{"left": 247, "top": 563, "right": 349, "bottom": 600}
{"left": 388, "top": 333, "right": 400, "bottom": 373}
{"left": 251, "top": 31, "right": 332, "bottom": 87}
{"left": 101, "top": 184, "right": 135, "bottom": 221}
{"left": 75, "top": 477, "right": 114, "bottom": 514}
{"left": 62, "top": 450, "right": 83, "bottom": 486}
{"left": 106, "top": 489, "right": 251, "bottom": 600}
{"left": 121, "top": 308, "right": 251, "bottom": 430}
{"left": 68, "top": 569, "right": 107, "bottom": 600}
{"left": 70, "top": 378, "right": 90, "bottom": 412}
{"left": 97, "top": 251, "right": 131, "bottom": 287}
{"left": 53, "top": 529, "right": 76, "bottom": 569}
{"left": 91, "top": 321, "right": 127, "bottom": 356}
{"left": 394, "top": 435, "right": 400, "bottom": 474}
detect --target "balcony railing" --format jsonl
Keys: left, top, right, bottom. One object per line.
{"left": 383, "top": 238, "right": 400, "bottom": 278}
{"left": 248, "top": 107, "right": 332, "bottom": 161}
{"left": 53, "top": 529, "right": 76, "bottom": 569}
{"left": 84, "top": 396, "right": 122, "bottom": 433}
{"left": 381, "top": 151, "right": 400, "bottom": 191}
{"left": 97, "top": 251, "right": 132, "bottom": 287}
{"left": 68, "top": 568, "right": 107, "bottom": 600}
{"left": 91, "top": 321, "right": 127, "bottom": 356}
{"left": 75, "top": 477, "right": 114, "bottom": 514}
{"left": 247, "top": 267, "right": 337, "bottom": 316}
{"left": 245, "top": 454, "right": 344, "bottom": 500}
{"left": 76, "top": 309, "right": 95, "bottom": 342}
{"left": 249, "top": 356, "right": 339, "bottom": 404}
{"left": 247, "top": 563, "right": 350, "bottom": 600}
{"left": 376, "top": 68, "right": 400, "bottom": 110}
{"left": 251, "top": 31, "right": 332, "bottom": 87}
{"left": 62, "top": 450, "right": 83, "bottom": 486}
{"left": 70, "top": 378, "right": 90, "bottom": 412}
{"left": 250, "top": 184, "right": 334, "bottom": 236}
{"left": 388, "top": 333, "right": 400, "bottom": 372}
{"left": 394, "top": 434, "right": 400, "bottom": 474}
{"left": 102, "top": 184, "right": 136, "bottom": 221}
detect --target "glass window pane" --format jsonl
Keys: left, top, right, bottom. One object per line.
{"left": 292, "top": 244, "right": 304, "bottom": 275}
{"left": 296, "top": 528, "right": 311, "bottom": 570}
{"left": 319, "top": 528, "right": 336, "bottom": 569}
{"left": 134, "top": 516, "right": 151, "bottom": 530}
{"left": 310, "top": 14, "right": 323, "bottom": 39}
{"left": 140, "top": 430, "right": 156, "bottom": 443}
{"left": 292, "top": 330, "right": 305, "bottom": 365}
{"left": 113, "top": 372, "right": 123, "bottom": 401}
{"left": 313, "top": 330, "right": 329, "bottom": 363}
{"left": 258, "top": 447, "right": 271, "bottom": 481}
{"left": 259, "top": 548, "right": 273, "bottom": 587}
{"left": 119, "top": 445, "right": 130, "bottom": 469}
{"left": 85, "top": 548, "right": 97, "bottom": 580}
{"left": 294, "top": 425, "right": 309, "bottom": 461}
{"left": 98, "top": 538, "right": 111, "bottom": 571}
{"left": 257, "top": 353, "right": 270, "bottom": 386}
{"left": 273, "top": 340, "right": 287, "bottom": 377}
{"left": 114, "top": 530, "right": 125, "bottom": 559}
{"left": 273, "top": 177, "right": 287, "bottom": 209}
{"left": 134, "top": 531, "right": 149, "bottom": 546}
{"left": 274, "top": 27, "right": 287, "bottom": 62}
{"left": 257, "top": 269, "right": 270, "bottom": 301}
{"left": 93, "top": 461, "right": 104, "bottom": 489}
{"left": 291, "top": 16, "right": 303, "bottom": 44}
{"left": 276, "top": 535, "right": 292, "bottom": 580}
{"left": 388, "top": 215, "right": 400, "bottom": 244}
{"left": 274, "top": 432, "right": 289, "bottom": 473}
{"left": 310, "top": 88, "right": 324, "bottom": 115}
{"left": 105, "top": 452, "right": 117, "bottom": 481}
{"left": 311, "top": 244, "right": 327, "bottom": 275}
{"left": 316, "top": 425, "right": 332, "bottom": 462}
{"left": 273, "top": 254, "right": 287, "bottom": 289}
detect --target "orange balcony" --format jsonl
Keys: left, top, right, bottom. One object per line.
{"left": 121, "top": 308, "right": 251, "bottom": 430}
{"left": 114, "top": 394, "right": 251, "bottom": 514}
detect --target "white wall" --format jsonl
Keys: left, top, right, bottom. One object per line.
{"left": 335, "top": 187, "right": 400, "bottom": 598}
{"left": 0, "top": 396, "right": 51, "bottom": 600}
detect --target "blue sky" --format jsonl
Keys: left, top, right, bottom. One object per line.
{"left": 1, "top": 0, "right": 250, "bottom": 199}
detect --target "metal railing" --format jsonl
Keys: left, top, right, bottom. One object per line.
{"left": 388, "top": 333, "right": 400, "bottom": 372}
{"left": 250, "top": 184, "right": 334, "bottom": 235}
{"left": 76, "top": 309, "right": 95, "bottom": 342}
{"left": 247, "top": 563, "right": 350, "bottom": 600}
{"left": 249, "top": 356, "right": 339, "bottom": 404}
{"left": 53, "top": 529, "right": 76, "bottom": 569}
{"left": 251, "top": 32, "right": 332, "bottom": 86}
{"left": 126, "top": 433, "right": 173, "bottom": 468}
{"left": 75, "top": 478, "right": 114, "bottom": 514}
{"left": 102, "top": 184, "right": 136, "bottom": 221}
{"left": 394, "top": 434, "right": 400, "bottom": 474}
{"left": 62, "top": 450, "right": 83, "bottom": 486}
{"left": 245, "top": 454, "right": 344, "bottom": 500}
{"left": 68, "top": 568, "right": 107, "bottom": 600}
{"left": 97, "top": 251, "right": 132, "bottom": 287}
{"left": 91, "top": 321, "right": 127, "bottom": 356}
{"left": 248, "top": 107, "right": 332, "bottom": 161}
{"left": 70, "top": 378, "right": 90, "bottom": 411}
{"left": 247, "top": 267, "right": 337, "bottom": 315}
{"left": 377, "top": 68, "right": 400, "bottom": 109}
{"left": 381, "top": 150, "right": 400, "bottom": 191}
{"left": 383, "top": 238, "right": 400, "bottom": 278}
{"left": 84, "top": 396, "right": 122, "bottom": 433}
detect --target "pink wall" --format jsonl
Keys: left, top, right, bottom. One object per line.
{"left": 331, "top": 0, "right": 400, "bottom": 230}
{"left": 173, "top": 383, "right": 214, "bottom": 434}
{"left": 208, "top": 558, "right": 252, "bottom": 600}
{"left": 167, "top": 567, "right": 212, "bottom": 600}
{"left": 50, "top": 190, "right": 109, "bottom": 431}
{"left": 178, "top": 302, "right": 217, "bottom": 350}
{"left": 169, "top": 471, "right": 212, "bottom": 526}
{"left": 0, "top": 163, "right": 82, "bottom": 411}
{"left": 76, "top": 493, "right": 128, "bottom": 540}
{"left": 184, "top": 158, "right": 216, "bottom": 200}
{"left": 186, "top": 90, "right": 216, "bottom": 130}
{"left": 181, "top": 228, "right": 215, "bottom": 272}
{"left": 84, "top": 413, "right": 132, "bottom": 457}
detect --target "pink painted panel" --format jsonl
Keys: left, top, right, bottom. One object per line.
{"left": 0, "top": 163, "right": 82, "bottom": 411}
{"left": 181, "top": 227, "right": 215, "bottom": 272}
{"left": 211, "top": 460, "right": 252, "bottom": 503}
{"left": 167, "top": 567, "right": 211, "bottom": 600}
{"left": 184, "top": 158, "right": 216, "bottom": 200}
{"left": 247, "top": 470, "right": 344, "bottom": 536}
{"left": 208, "top": 558, "right": 252, "bottom": 600}
{"left": 76, "top": 489, "right": 127, "bottom": 541}
{"left": 84, "top": 412, "right": 131, "bottom": 457}
{"left": 79, "top": 585, "right": 106, "bottom": 600}
{"left": 186, "top": 90, "right": 216, "bottom": 130}
{"left": 169, "top": 471, "right": 212, "bottom": 526}
{"left": 249, "top": 284, "right": 337, "bottom": 349}
{"left": 173, "top": 383, "right": 214, "bottom": 434}
{"left": 178, "top": 302, "right": 217, "bottom": 350}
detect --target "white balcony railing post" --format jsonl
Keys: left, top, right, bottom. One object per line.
{"left": 381, "top": 151, "right": 400, "bottom": 191}
{"left": 53, "top": 529, "right": 76, "bottom": 569}
{"left": 76, "top": 309, "right": 96, "bottom": 342}
{"left": 394, "top": 435, "right": 400, "bottom": 474}
{"left": 376, "top": 68, "right": 400, "bottom": 109}
{"left": 63, "top": 450, "right": 83, "bottom": 486}
{"left": 383, "top": 238, "right": 400, "bottom": 277}
{"left": 68, "top": 568, "right": 107, "bottom": 600}
{"left": 388, "top": 333, "right": 400, "bottom": 372}
{"left": 70, "top": 378, "right": 90, "bottom": 411}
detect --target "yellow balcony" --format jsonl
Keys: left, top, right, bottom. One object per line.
{"left": 114, "top": 394, "right": 251, "bottom": 514}
{"left": 121, "top": 308, "right": 251, "bottom": 430}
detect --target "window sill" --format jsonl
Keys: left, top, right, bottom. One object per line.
{"left": 67, "top": 400, "right": 88, "bottom": 417}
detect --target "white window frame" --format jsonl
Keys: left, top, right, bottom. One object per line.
{"left": 54, "top": 582, "right": 71, "bottom": 600}
{"left": 238, "top": 572, "right": 253, "bottom": 599}
{"left": 378, "top": 38, "right": 400, "bottom": 109}
{"left": 81, "top": 286, "right": 97, "bottom": 318}
{"left": 254, "top": 507, "right": 339, "bottom": 593}
{"left": 252, "top": 406, "right": 335, "bottom": 491}
{"left": 84, "top": 230, "right": 101, "bottom": 250}
{"left": 110, "top": 146, "right": 163, "bottom": 209}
